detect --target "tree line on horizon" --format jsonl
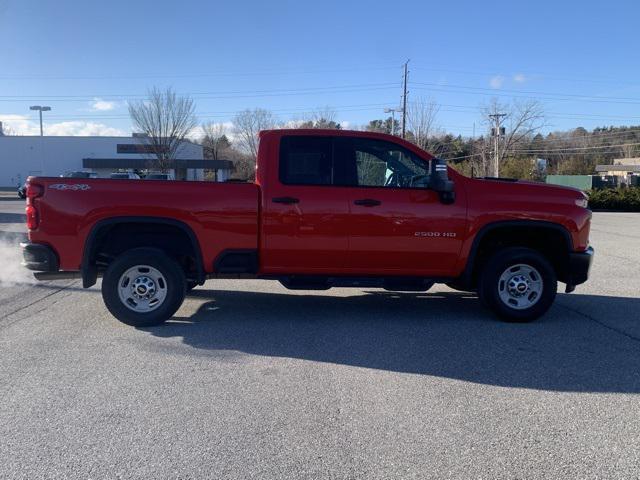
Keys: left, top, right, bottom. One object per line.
{"left": 123, "top": 88, "right": 640, "bottom": 181}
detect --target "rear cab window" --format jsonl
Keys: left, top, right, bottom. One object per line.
{"left": 279, "top": 136, "right": 333, "bottom": 185}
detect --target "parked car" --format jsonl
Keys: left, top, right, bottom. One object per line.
{"left": 110, "top": 172, "right": 141, "bottom": 180}
{"left": 62, "top": 171, "right": 98, "bottom": 179}
{"left": 22, "top": 129, "right": 593, "bottom": 327}
{"left": 17, "top": 183, "right": 26, "bottom": 199}
{"left": 144, "top": 172, "right": 175, "bottom": 181}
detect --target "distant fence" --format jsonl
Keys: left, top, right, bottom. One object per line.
{"left": 546, "top": 175, "right": 621, "bottom": 190}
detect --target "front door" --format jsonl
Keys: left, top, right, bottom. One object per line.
{"left": 335, "top": 137, "right": 467, "bottom": 277}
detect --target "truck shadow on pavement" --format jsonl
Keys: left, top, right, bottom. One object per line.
{"left": 146, "top": 288, "right": 640, "bottom": 393}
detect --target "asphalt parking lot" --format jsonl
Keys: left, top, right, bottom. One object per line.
{"left": 1, "top": 199, "right": 639, "bottom": 479}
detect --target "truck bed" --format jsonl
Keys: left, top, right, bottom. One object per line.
{"left": 27, "top": 178, "right": 260, "bottom": 273}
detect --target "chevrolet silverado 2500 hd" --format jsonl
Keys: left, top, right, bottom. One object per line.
{"left": 21, "top": 129, "right": 593, "bottom": 326}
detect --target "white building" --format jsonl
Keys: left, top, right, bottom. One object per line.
{"left": 594, "top": 158, "right": 640, "bottom": 185}
{"left": 0, "top": 133, "right": 232, "bottom": 187}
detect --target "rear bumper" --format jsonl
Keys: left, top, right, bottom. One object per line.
{"left": 21, "top": 242, "right": 59, "bottom": 272}
{"left": 566, "top": 246, "right": 594, "bottom": 287}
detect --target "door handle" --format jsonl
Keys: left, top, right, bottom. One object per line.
{"left": 354, "top": 198, "right": 381, "bottom": 207}
{"left": 272, "top": 196, "right": 300, "bottom": 204}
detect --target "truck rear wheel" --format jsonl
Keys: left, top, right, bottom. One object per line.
{"left": 478, "top": 247, "right": 557, "bottom": 323}
{"left": 101, "top": 248, "right": 186, "bottom": 327}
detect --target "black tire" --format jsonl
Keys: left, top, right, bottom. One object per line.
{"left": 186, "top": 281, "right": 198, "bottom": 292}
{"left": 101, "top": 248, "right": 186, "bottom": 327}
{"left": 478, "top": 247, "right": 557, "bottom": 323}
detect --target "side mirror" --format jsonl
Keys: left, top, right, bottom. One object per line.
{"left": 429, "top": 158, "right": 455, "bottom": 204}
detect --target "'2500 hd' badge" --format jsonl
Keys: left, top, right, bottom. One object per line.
{"left": 415, "top": 231, "right": 457, "bottom": 237}
{"left": 49, "top": 183, "right": 91, "bottom": 191}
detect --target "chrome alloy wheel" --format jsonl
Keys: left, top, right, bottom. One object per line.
{"left": 497, "top": 263, "right": 544, "bottom": 310}
{"left": 117, "top": 265, "right": 168, "bottom": 313}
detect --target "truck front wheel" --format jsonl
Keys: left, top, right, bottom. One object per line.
{"left": 478, "top": 247, "right": 557, "bottom": 323}
{"left": 101, "top": 248, "right": 186, "bottom": 327}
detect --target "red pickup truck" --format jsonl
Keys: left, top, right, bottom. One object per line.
{"left": 22, "top": 129, "right": 593, "bottom": 326}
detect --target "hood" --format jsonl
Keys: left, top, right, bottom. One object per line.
{"left": 467, "top": 176, "right": 589, "bottom": 209}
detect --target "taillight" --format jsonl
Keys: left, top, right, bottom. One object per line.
{"left": 26, "top": 183, "right": 43, "bottom": 202}
{"left": 25, "top": 182, "right": 44, "bottom": 230}
{"left": 26, "top": 205, "right": 39, "bottom": 230}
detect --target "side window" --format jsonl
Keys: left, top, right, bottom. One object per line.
{"left": 279, "top": 136, "right": 333, "bottom": 185}
{"left": 352, "top": 138, "right": 430, "bottom": 188}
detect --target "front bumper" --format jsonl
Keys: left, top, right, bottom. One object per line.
{"left": 21, "top": 242, "right": 59, "bottom": 272}
{"left": 565, "top": 246, "right": 594, "bottom": 290}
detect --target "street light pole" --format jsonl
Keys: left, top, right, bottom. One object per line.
{"left": 29, "top": 105, "right": 51, "bottom": 136}
{"left": 384, "top": 107, "right": 403, "bottom": 136}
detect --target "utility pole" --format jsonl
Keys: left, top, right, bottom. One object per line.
{"left": 401, "top": 60, "right": 409, "bottom": 139}
{"left": 488, "top": 113, "right": 507, "bottom": 177}
{"left": 471, "top": 122, "right": 476, "bottom": 178}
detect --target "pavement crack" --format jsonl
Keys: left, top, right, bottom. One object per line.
{"left": 557, "top": 301, "right": 640, "bottom": 345}
{"left": 0, "top": 281, "right": 77, "bottom": 325}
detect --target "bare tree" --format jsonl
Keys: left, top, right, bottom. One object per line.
{"left": 619, "top": 142, "right": 638, "bottom": 160}
{"left": 200, "top": 122, "right": 231, "bottom": 161}
{"left": 297, "top": 107, "right": 341, "bottom": 129}
{"left": 406, "top": 97, "right": 440, "bottom": 152}
{"left": 478, "top": 99, "right": 546, "bottom": 177}
{"left": 0, "top": 121, "right": 15, "bottom": 136}
{"left": 232, "top": 108, "right": 277, "bottom": 160}
{"left": 128, "top": 87, "right": 197, "bottom": 171}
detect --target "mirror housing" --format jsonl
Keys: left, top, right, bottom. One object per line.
{"left": 429, "top": 158, "right": 455, "bottom": 204}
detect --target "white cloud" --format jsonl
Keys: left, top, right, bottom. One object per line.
{"left": 90, "top": 98, "right": 117, "bottom": 111}
{"left": 280, "top": 119, "right": 304, "bottom": 129}
{"left": 0, "top": 114, "right": 36, "bottom": 135}
{"left": 513, "top": 73, "right": 526, "bottom": 83}
{"left": 489, "top": 75, "right": 505, "bottom": 89}
{"left": 0, "top": 114, "right": 126, "bottom": 136}
{"left": 46, "top": 121, "right": 125, "bottom": 136}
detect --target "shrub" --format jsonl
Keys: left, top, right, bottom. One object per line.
{"left": 587, "top": 187, "right": 640, "bottom": 211}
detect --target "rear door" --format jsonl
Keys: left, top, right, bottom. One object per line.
{"left": 335, "top": 136, "right": 467, "bottom": 276}
{"left": 260, "top": 135, "right": 352, "bottom": 274}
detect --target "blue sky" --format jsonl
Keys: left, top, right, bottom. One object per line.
{"left": 0, "top": 0, "right": 638, "bottom": 137}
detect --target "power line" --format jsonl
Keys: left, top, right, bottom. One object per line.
{"left": 0, "top": 64, "right": 402, "bottom": 81}
{"left": 409, "top": 65, "right": 640, "bottom": 88}
{"left": 0, "top": 82, "right": 398, "bottom": 99}
{"left": 0, "top": 62, "right": 633, "bottom": 88}
{"left": 511, "top": 141, "right": 640, "bottom": 153}
{"left": 412, "top": 84, "right": 640, "bottom": 106}
{"left": 413, "top": 81, "right": 640, "bottom": 103}
{"left": 0, "top": 83, "right": 401, "bottom": 103}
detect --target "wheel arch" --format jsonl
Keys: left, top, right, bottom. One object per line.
{"left": 460, "top": 220, "right": 574, "bottom": 289}
{"left": 81, "top": 216, "right": 204, "bottom": 288}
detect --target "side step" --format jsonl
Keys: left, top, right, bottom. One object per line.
{"left": 278, "top": 276, "right": 435, "bottom": 292}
